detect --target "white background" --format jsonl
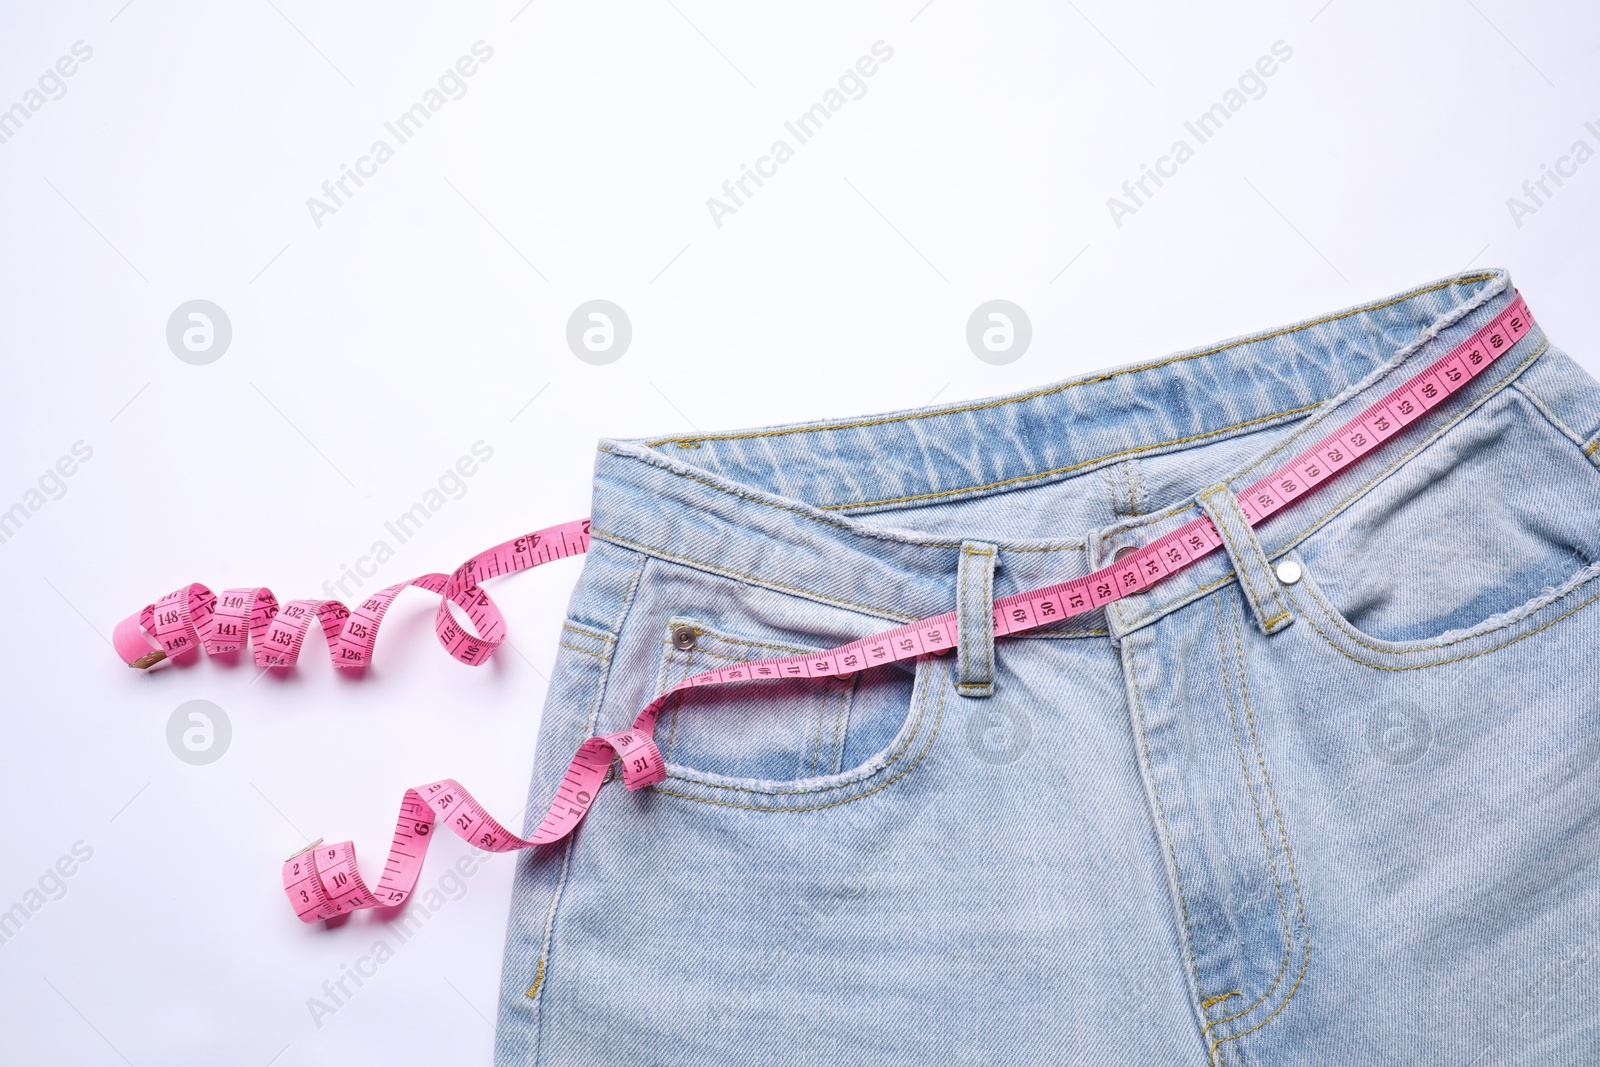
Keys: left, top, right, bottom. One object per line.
{"left": 2, "top": 2, "right": 1597, "bottom": 1064}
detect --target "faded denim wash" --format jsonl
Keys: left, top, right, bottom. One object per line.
{"left": 495, "top": 269, "right": 1600, "bottom": 1066}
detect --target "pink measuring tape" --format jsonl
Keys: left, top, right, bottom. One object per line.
{"left": 116, "top": 295, "right": 1534, "bottom": 922}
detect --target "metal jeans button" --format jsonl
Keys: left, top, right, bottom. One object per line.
{"left": 671, "top": 625, "right": 698, "bottom": 650}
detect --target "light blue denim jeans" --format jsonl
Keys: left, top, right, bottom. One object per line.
{"left": 494, "top": 269, "right": 1600, "bottom": 1066}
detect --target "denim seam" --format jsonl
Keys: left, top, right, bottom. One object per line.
{"left": 980, "top": 546, "right": 993, "bottom": 689}
{"left": 1293, "top": 588, "right": 1600, "bottom": 671}
{"left": 1270, "top": 339, "right": 1548, "bottom": 561}
{"left": 1296, "top": 560, "right": 1575, "bottom": 655}
{"left": 1200, "top": 593, "right": 1300, "bottom": 1055}
{"left": 1208, "top": 594, "right": 1310, "bottom": 1059}
{"left": 1290, "top": 563, "right": 1600, "bottom": 664}
{"left": 809, "top": 676, "right": 856, "bottom": 778}
{"left": 1223, "top": 275, "right": 1511, "bottom": 490}
{"left": 1204, "top": 591, "right": 1293, "bottom": 1039}
{"left": 957, "top": 544, "right": 996, "bottom": 695}
{"left": 654, "top": 621, "right": 862, "bottom": 778}
{"left": 523, "top": 838, "right": 573, "bottom": 1015}
{"left": 608, "top": 554, "right": 650, "bottom": 635}
{"left": 666, "top": 640, "right": 813, "bottom": 664}
{"left": 660, "top": 659, "right": 937, "bottom": 795}
{"left": 1014, "top": 628, "right": 1110, "bottom": 638}
{"left": 645, "top": 275, "right": 1495, "bottom": 448}
{"left": 598, "top": 446, "right": 975, "bottom": 548}
{"left": 525, "top": 547, "right": 648, "bottom": 1055}
{"left": 1201, "top": 487, "right": 1290, "bottom": 635}
{"left": 681, "top": 629, "right": 820, "bottom": 656}
{"left": 661, "top": 645, "right": 695, "bottom": 765}
{"left": 1003, "top": 543, "right": 1089, "bottom": 553}
{"left": 606, "top": 440, "right": 1063, "bottom": 551}
{"left": 592, "top": 528, "right": 918, "bottom": 622}
{"left": 660, "top": 621, "right": 830, "bottom": 768}
{"left": 1121, "top": 573, "right": 1235, "bottom": 632}
{"left": 810, "top": 681, "right": 832, "bottom": 777}
{"left": 818, "top": 404, "right": 1322, "bottom": 512}
{"left": 832, "top": 671, "right": 857, "bottom": 771}
{"left": 1102, "top": 317, "right": 1539, "bottom": 545}
{"left": 1115, "top": 340, "right": 1550, "bottom": 633}
{"left": 652, "top": 630, "right": 675, "bottom": 760}
{"left": 1126, "top": 458, "right": 1145, "bottom": 517}
{"left": 1127, "top": 651, "right": 1207, "bottom": 1032}
{"left": 561, "top": 621, "right": 615, "bottom": 643}
{"left": 557, "top": 641, "right": 609, "bottom": 662}
{"left": 524, "top": 958, "right": 546, "bottom": 1001}
{"left": 1100, "top": 465, "right": 1122, "bottom": 518}
{"left": 1203, "top": 492, "right": 1280, "bottom": 633}
{"left": 650, "top": 659, "right": 946, "bottom": 810}
{"left": 1511, "top": 379, "right": 1587, "bottom": 450}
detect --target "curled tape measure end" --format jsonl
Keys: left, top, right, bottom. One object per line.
{"left": 114, "top": 612, "right": 170, "bottom": 671}
{"left": 117, "top": 518, "right": 592, "bottom": 674}
{"left": 286, "top": 838, "right": 324, "bottom": 863}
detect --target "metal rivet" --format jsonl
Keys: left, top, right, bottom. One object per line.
{"left": 1112, "top": 545, "right": 1138, "bottom": 562}
{"left": 671, "top": 625, "right": 697, "bottom": 650}
{"left": 1275, "top": 559, "right": 1303, "bottom": 586}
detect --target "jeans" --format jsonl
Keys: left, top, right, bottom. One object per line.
{"left": 494, "top": 269, "right": 1600, "bottom": 1066}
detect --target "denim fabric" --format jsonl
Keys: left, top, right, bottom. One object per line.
{"left": 494, "top": 269, "right": 1600, "bottom": 1066}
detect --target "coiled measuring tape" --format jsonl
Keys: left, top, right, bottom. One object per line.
{"left": 115, "top": 295, "right": 1534, "bottom": 922}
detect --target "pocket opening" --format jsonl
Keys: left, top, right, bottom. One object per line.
{"left": 1285, "top": 547, "right": 1600, "bottom": 663}
{"left": 1289, "top": 386, "right": 1600, "bottom": 647}
{"left": 651, "top": 615, "right": 923, "bottom": 789}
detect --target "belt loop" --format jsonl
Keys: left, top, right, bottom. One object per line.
{"left": 956, "top": 540, "right": 999, "bottom": 698}
{"left": 1197, "top": 485, "right": 1296, "bottom": 636}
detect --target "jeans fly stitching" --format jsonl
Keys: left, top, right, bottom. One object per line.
{"left": 1200, "top": 592, "right": 1297, "bottom": 1054}
{"left": 1127, "top": 655, "right": 1208, "bottom": 1030}
{"left": 1208, "top": 595, "right": 1310, "bottom": 1059}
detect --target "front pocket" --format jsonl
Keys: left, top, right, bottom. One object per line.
{"left": 1284, "top": 545, "right": 1600, "bottom": 667}
{"left": 652, "top": 615, "right": 920, "bottom": 784}
{"left": 1288, "top": 383, "right": 1600, "bottom": 648}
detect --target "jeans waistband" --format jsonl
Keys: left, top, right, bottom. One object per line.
{"left": 588, "top": 269, "right": 1551, "bottom": 636}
